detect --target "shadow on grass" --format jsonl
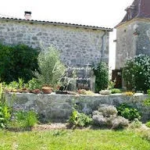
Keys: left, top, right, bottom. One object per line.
{"left": 6, "top": 127, "right": 33, "bottom": 132}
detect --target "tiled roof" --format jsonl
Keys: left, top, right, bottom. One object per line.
{"left": 0, "top": 16, "right": 112, "bottom": 31}
{"left": 117, "top": 0, "right": 150, "bottom": 27}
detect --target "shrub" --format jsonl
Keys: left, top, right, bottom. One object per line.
{"left": 35, "top": 46, "right": 66, "bottom": 86}
{"left": 92, "top": 115, "right": 107, "bottom": 126}
{"left": 111, "top": 88, "right": 122, "bottom": 94}
{"left": 13, "top": 110, "right": 38, "bottom": 129}
{"left": 117, "top": 103, "right": 141, "bottom": 121}
{"left": 93, "top": 62, "right": 109, "bottom": 92}
{"left": 28, "top": 78, "right": 41, "bottom": 90}
{"left": 0, "top": 44, "right": 39, "bottom": 83}
{"left": 129, "top": 119, "right": 142, "bottom": 129}
{"left": 0, "top": 102, "right": 11, "bottom": 128}
{"left": 146, "top": 121, "right": 150, "bottom": 128}
{"left": 98, "top": 104, "right": 118, "bottom": 117}
{"left": 143, "top": 89, "right": 150, "bottom": 106}
{"left": 0, "top": 83, "right": 11, "bottom": 128}
{"left": 111, "top": 116, "right": 129, "bottom": 129}
{"left": 92, "top": 105, "right": 129, "bottom": 129}
{"left": 123, "top": 91, "right": 134, "bottom": 96}
{"left": 78, "top": 89, "right": 95, "bottom": 95}
{"left": 69, "top": 110, "right": 92, "bottom": 128}
{"left": 123, "top": 54, "right": 150, "bottom": 93}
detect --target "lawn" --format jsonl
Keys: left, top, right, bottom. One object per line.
{"left": 0, "top": 129, "right": 150, "bottom": 150}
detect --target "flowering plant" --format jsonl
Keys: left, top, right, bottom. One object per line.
{"left": 123, "top": 54, "right": 150, "bottom": 93}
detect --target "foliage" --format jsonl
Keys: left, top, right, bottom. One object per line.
{"left": 93, "top": 62, "right": 109, "bottom": 92}
{"left": 117, "top": 103, "right": 141, "bottom": 121}
{"left": 0, "top": 103, "right": 11, "bottom": 129}
{"left": 28, "top": 78, "right": 41, "bottom": 90}
{"left": 69, "top": 110, "right": 92, "bottom": 127}
{"left": 111, "top": 116, "right": 129, "bottom": 129}
{"left": 92, "top": 104, "right": 129, "bottom": 129}
{"left": 146, "top": 121, "right": 150, "bottom": 128}
{"left": 0, "top": 44, "right": 39, "bottom": 83}
{"left": 108, "top": 80, "right": 115, "bottom": 90}
{"left": 123, "top": 54, "right": 150, "bottom": 93}
{"left": 111, "top": 88, "right": 122, "bottom": 94}
{"left": 0, "top": 83, "right": 11, "bottom": 128}
{"left": 143, "top": 90, "right": 150, "bottom": 106}
{"left": 98, "top": 104, "right": 118, "bottom": 117}
{"left": 4, "top": 78, "right": 41, "bottom": 91}
{"left": 11, "top": 110, "right": 38, "bottom": 129}
{"left": 35, "top": 46, "right": 66, "bottom": 86}
{"left": 123, "top": 91, "right": 134, "bottom": 96}
{"left": 4, "top": 78, "right": 24, "bottom": 90}
{"left": 129, "top": 119, "right": 142, "bottom": 129}
{"left": 78, "top": 89, "right": 95, "bottom": 95}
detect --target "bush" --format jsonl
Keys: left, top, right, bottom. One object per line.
{"left": 111, "top": 88, "right": 122, "bottom": 94}
{"left": 123, "top": 54, "right": 150, "bottom": 93}
{"left": 0, "top": 44, "right": 39, "bottom": 83}
{"left": 92, "top": 105, "right": 129, "bottom": 129}
{"left": 12, "top": 110, "right": 38, "bottom": 129}
{"left": 129, "top": 119, "right": 142, "bottom": 129}
{"left": 117, "top": 103, "right": 141, "bottom": 121}
{"left": 98, "top": 104, "right": 118, "bottom": 117}
{"left": 93, "top": 62, "right": 109, "bottom": 92}
{"left": 0, "top": 83, "right": 11, "bottom": 128}
{"left": 146, "top": 121, "right": 150, "bottom": 128}
{"left": 35, "top": 46, "right": 66, "bottom": 86}
{"left": 69, "top": 110, "right": 92, "bottom": 128}
{"left": 123, "top": 91, "right": 134, "bottom": 96}
{"left": 111, "top": 116, "right": 129, "bottom": 129}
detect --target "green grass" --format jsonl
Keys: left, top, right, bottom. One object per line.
{"left": 0, "top": 129, "right": 150, "bottom": 150}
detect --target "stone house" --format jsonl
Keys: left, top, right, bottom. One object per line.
{"left": 0, "top": 12, "right": 112, "bottom": 68}
{"left": 115, "top": 0, "right": 150, "bottom": 69}
{"left": 0, "top": 12, "right": 112, "bottom": 90}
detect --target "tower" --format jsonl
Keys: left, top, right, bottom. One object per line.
{"left": 115, "top": 0, "right": 150, "bottom": 69}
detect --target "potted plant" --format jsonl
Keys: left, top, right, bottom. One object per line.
{"left": 31, "top": 89, "right": 41, "bottom": 94}
{"left": 42, "top": 86, "right": 52, "bottom": 94}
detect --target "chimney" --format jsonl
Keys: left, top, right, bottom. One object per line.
{"left": 24, "top": 11, "right": 32, "bottom": 20}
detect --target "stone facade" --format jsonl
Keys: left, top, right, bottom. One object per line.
{"left": 5, "top": 93, "right": 150, "bottom": 122}
{"left": 0, "top": 19, "right": 110, "bottom": 67}
{"left": 115, "top": 21, "right": 137, "bottom": 69}
{"left": 116, "top": 19, "right": 150, "bottom": 69}
{"left": 115, "top": 0, "right": 150, "bottom": 69}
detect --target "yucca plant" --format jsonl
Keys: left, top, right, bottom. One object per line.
{"left": 34, "top": 46, "right": 66, "bottom": 86}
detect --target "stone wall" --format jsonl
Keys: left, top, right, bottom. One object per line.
{"left": 5, "top": 93, "right": 150, "bottom": 122}
{"left": 136, "top": 21, "right": 150, "bottom": 56}
{"left": 116, "top": 21, "right": 137, "bottom": 69}
{"left": 116, "top": 19, "right": 150, "bottom": 69}
{"left": 0, "top": 19, "right": 109, "bottom": 67}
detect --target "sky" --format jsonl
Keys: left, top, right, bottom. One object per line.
{"left": 0, "top": 0, "right": 134, "bottom": 69}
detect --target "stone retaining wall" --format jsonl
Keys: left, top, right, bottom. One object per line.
{"left": 5, "top": 93, "right": 150, "bottom": 122}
